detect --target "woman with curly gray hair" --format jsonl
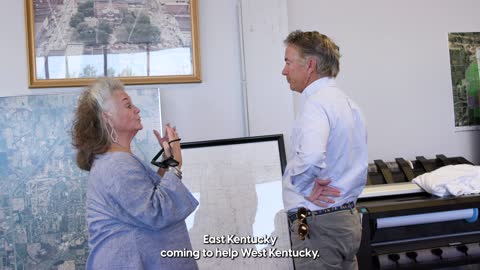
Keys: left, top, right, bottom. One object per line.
{"left": 72, "top": 77, "right": 198, "bottom": 270}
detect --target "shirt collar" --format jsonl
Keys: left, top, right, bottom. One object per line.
{"left": 302, "top": 77, "right": 336, "bottom": 98}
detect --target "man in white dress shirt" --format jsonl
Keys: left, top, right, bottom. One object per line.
{"left": 281, "top": 30, "right": 368, "bottom": 269}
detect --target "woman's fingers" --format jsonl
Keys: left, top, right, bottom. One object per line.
{"left": 153, "top": 129, "right": 168, "bottom": 145}
{"left": 153, "top": 129, "right": 161, "bottom": 140}
{"left": 165, "top": 127, "right": 180, "bottom": 146}
{"left": 162, "top": 141, "right": 171, "bottom": 157}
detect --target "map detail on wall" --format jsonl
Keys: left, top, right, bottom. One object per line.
{"left": 181, "top": 137, "right": 294, "bottom": 270}
{"left": 0, "top": 89, "right": 161, "bottom": 269}
{"left": 448, "top": 32, "right": 480, "bottom": 130}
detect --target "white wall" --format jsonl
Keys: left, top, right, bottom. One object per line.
{"left": 286, "top": 0, "right": 480, "bottom": 164}
{"left": 158, "top": 0, "right": 245, "bottom": 142}
{"left": 240, "top": 0, "right": 294, "bottom": 142}
{"left": 1, "top": 0, "right": 480, "bottom": 164}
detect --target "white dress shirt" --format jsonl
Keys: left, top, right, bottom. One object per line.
{"left": 283, "top": 77, "right": 368, "bottom": 212}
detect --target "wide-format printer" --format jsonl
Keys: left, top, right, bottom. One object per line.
{"left": 357, "top": 155, "right": 480, "bottom": 269}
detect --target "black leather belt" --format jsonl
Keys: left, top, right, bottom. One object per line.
{"left": 288, "top": 201, "right": 356, "bottom": 222}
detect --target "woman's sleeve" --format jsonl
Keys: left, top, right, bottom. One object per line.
{"left": 105, "top": 156, "right": 198, "bottom": 230}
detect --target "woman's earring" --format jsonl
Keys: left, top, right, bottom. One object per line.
{"left": 107, "top": 120, "right": 118, "bottom": 143}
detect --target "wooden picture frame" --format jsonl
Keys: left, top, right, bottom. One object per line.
{"left": 25, "top": 0, "right": 201, "bottom": 88}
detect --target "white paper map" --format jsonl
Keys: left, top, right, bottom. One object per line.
{"left": 182, "top": 141, "right": 294, "bottom": 270}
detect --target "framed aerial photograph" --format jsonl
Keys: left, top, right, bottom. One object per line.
{"left": 25, "top": 0, "right": 201, "bottom": 88}
{"left": 448, "top": 32, "right": 480, "bottom": 131}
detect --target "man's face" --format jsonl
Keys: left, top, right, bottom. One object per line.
{"left": 282, "top": 44, "right": 309, "bottom": 93}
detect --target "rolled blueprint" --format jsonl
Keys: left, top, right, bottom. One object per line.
{"left": 377, "top": 208, "right": 477, "bottom": 229}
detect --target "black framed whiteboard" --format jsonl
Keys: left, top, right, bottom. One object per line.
{"left": 180, "top": 135, "right": 293, "bottom": 270}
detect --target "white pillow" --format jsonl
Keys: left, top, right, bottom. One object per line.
{"left": 412, "top": 164, "right": 480, "bottom": 197}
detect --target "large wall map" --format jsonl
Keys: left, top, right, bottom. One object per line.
{"left": 0, "top": 89, "right": 161, "bottom": 270}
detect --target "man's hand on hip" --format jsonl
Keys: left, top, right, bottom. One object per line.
{"left": 305, "top": 179, "right": 341, "bottom": 207}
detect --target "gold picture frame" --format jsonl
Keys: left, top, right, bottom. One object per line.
{"left": 25, "top": 0, "right": 201, "bottom": 88}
